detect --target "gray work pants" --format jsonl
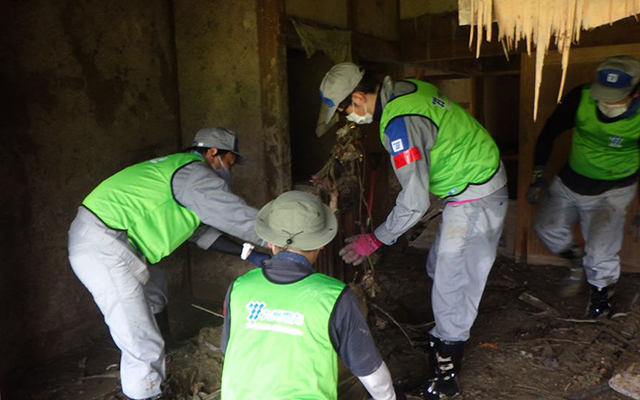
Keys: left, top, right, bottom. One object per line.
{"left": 68, "top": 208, "right": 168, "bottom": 399}
{"left": 427, "top": 187, "right": 508, "bottom": 342}
{"left": 535, "top": 178, "right": 637, "bottom": 288}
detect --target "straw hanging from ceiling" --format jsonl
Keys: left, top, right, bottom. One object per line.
{"left": 459, "top": 0, "right": 640, "bottom": 120}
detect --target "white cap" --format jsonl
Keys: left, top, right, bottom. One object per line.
{"left": 316, "top": 63, "right": 364, "bottom": 136}
{"left": 591, "top": 56, "right": 640, "bottom": 103}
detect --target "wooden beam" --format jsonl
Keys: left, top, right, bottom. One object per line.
{"left": 257, "top": 0, "right": 291, "bottom": 199}
{"left": 279, "top": 15, "right": 399, "bottom": 63}
{"left": 399, "top": 12, "right": 508, "bottom": 62}
{"left": 401, "top": 13, "right": 640, "bottom": 62}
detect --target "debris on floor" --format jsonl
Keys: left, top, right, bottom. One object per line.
{"left": 165, "top": 326, "right": 224, "bottom": 400}
{"left": 7, "top": 239, "right": 640, "bottom": 399}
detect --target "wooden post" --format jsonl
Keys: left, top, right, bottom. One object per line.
{"left": 256, "top": 0, "right": 291, "bottom": 201}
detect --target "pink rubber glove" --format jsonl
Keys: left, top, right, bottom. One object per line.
{"left": 339, "top": 233, "right": 383, "bottom": 266}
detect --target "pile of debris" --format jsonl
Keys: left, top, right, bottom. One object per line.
{"left": 165, "top": 326, "right": 224, "bottom": 400}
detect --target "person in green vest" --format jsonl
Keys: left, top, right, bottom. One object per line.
{"left": 316, "top": 63, "right": 508, "bottom": 399}
{"left": 220, "top": 190, "right": 401, "bottom": 400}
{"left": 67, "top": 127, "right": 270, "bottom": 400}
{"left": 527, "top": 55, "right": 640, "bottom": 318}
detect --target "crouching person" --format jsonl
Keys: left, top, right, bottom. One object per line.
{"left": 220, "top": 191, "right": 401, "bottom": 400}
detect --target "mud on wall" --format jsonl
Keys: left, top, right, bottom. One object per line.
{"left": 0, "top": 0, "right": 185, "bottom": 376}
{"left": 285, "top": 0, "right": 398, "bottom": 41}
{"left": 173, "top": 0, "right": 267, "bottom": 205}
{"left": 172, "top": 0, "right": 274, "bottom": 305}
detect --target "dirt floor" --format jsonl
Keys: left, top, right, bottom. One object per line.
{"left": 5, "top": 241, "right": 640, "bottom": 400}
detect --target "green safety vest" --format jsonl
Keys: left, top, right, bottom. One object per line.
{"left": 82, "top": 153, "right": 203, "bottom": 264}
{"left": 221, "top": 268, "right": 346, "bottom": 400}
{"left": 380, "top": 79, "right": 500, "bottom": 198}
{"left": 569, "top": 86, "right": 640, "bottom": 180}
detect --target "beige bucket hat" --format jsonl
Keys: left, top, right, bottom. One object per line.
{"left": 255, "top": 191, "right": 337, "bottom": 251}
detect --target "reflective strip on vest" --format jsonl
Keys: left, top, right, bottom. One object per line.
{"left": 569, "top": 86, "right": 640, "bottom": 180}
{"left": 380, "top": 79, "right": 500, "bottom": 198}
{"left": 82, "top": 153, "right": 203, "bottom": 264}
{"left": 221, "top": 269, "right": 345, "bottom": 400}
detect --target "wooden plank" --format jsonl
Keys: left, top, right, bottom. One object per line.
{"left": 279, "top": 15, "right": 399, "bottom": 62}
{"left": 515, "top": 52, "right": 535, "bottom": 265}
{"left": 257, "top": 0, "right": 292, "bottom": 199}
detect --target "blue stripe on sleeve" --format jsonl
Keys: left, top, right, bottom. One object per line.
{"left": 385, "top": 118, "right": 410, "bottom": 156}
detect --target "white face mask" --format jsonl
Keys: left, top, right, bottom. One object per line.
{"left": 346, "top": 103, "right": 373, "bottom": 125}
{"left": 597, "top": 101, "right": 629, "bottom": 118}
{"left": 213, "top": 155, "right": 232, "bottom": 184}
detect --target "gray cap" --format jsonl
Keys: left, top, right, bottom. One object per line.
{"left": 591, "top": 56, "right": 640, "bottom": 103}
{"left": 191, "top": 127, "right": 249, "bottom": 165}
{"left": 255, "top": 191, "right": 337, "bottom": 251}
{"left": 316, "top": 62, "right": 365, "bottom": 135}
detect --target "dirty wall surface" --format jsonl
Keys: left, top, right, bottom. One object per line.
{"left": 0, "top": 0, "right": 185, "bottom": 375}
{"left": 173, "top": 0, "right": 273, "bottom": 303}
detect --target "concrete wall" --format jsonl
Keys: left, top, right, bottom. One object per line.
{"left": 0, "top": 0, "right": 184, "bottom": 376}
{"left": 285, "top": 0, "right": 398, "bottom": 40}
{"left": 354, "top": 0, "right": 398, "bottom": 41}
{"left": 285, "top": 0, "right": 348, "bottom": 28}
{"left": 173, "top": 0, "right": 271, "bottom": 304}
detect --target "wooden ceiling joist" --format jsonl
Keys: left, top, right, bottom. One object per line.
{"left": 280, "top": 15, "right": 399, "bottom": 63}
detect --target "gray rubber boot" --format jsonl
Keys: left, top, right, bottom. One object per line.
{"left": 557, "top": 249, "right": 587, "bottom": 298}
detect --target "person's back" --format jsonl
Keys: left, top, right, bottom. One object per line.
{"left": 223, "top": 267, "right": 344, "bottom": 399}
{"left": 378, "top": 78, "right": 500, "bottom": 198}
{"left": 83, "top": 152, "right": 204, "bottom": 264}
{"left": 220, "top": 191, "right": 399, "bottom": 400}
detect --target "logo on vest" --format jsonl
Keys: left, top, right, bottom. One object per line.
{"left": 245, "top": 301, "right": 305, "bottom": 336}
{"left": 609, "top": 136, "right": 624, "bottom": 148}
{"left": 606, "top": 73, "right": 619, "bottom": 83}
{"left": 432, "top": 97, "right": 446, "bottom": 108}
{"left": 149, "top": 157, "right": 168, "bottom": 164}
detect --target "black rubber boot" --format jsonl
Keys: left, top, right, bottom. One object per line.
{"left": 423, "top": 339, "right": 464, "bottom": 399}
{"left": 154, "top": 309, "right": 174, "bottom": 351}
{"left": 586, "top": 284, "right": 614, "bottom": 319}
{"left": 426, "top": 334, "right": 440, "bottom": 381}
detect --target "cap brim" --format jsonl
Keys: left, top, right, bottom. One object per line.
{"left": 254, "top": 200, "right": 337, "bottom": 251}
{"left": 316, "top": 109, "right": 339, "bottom": 137}
{"left": 591, "top": 82, "right": 632, "bottom": 103}
{"left": 319, "top": 102, "right": 338, "bottom": 125}
{"left": 231, "top": 152, "right": 250, "bottom": 165}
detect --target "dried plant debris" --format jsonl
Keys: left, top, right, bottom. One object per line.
{"left": 165, "top": 327, "right": 224, "bottom": 400}
{"left": 311, "top": 122, "right": 366, "bottom": 214}
{"left": 461, "top": 0, "right": 640, "bottom": 119}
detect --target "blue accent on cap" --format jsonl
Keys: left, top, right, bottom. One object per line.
{"left": 597, "top": 69, "right": 634, "bottom": 88}
{"left": 319, "top": 90, "right": 335, "bottom": 107}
